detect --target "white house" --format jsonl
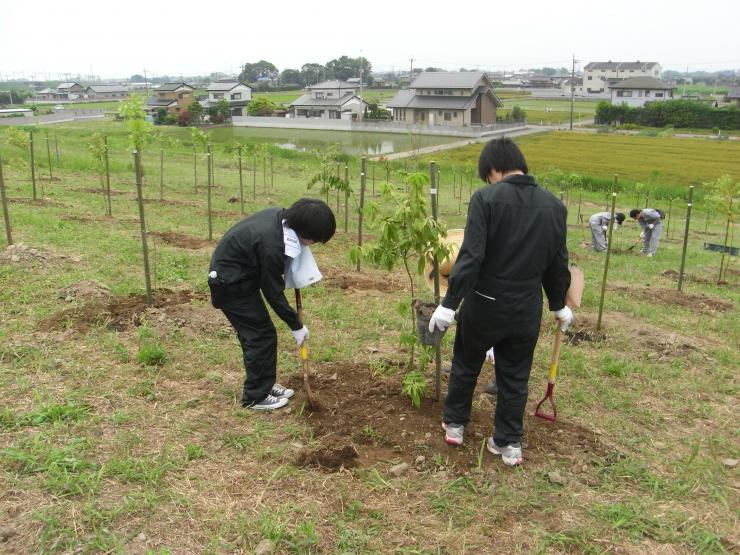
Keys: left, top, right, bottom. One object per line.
{"left": 608, "top": 77, "right": 674, "bottom": 107}
{"left": 582, "top": 61, "right": 662, "bottom": 95}
{"left": 204, "top": 80, "right": 252, "bottom": 116}
{"left": 289, "top": 80, "right": 368, "bottom": 119}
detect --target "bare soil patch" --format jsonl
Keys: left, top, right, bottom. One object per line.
{"left": 289, "top": 362, "right": 609, "bottom": 472}
{"left": 199, "top": 209, "right": 239, "bottom": 218}
{"left": 58, "top": 280, "right": 111, "bottom": 302}
{"left": 8, "top": 197, "right": 65, "bottom": 207}
{"left": 71, "top": 187, "right": 127, "bottom": 196}
{"left": 38, "top": 289, "right": 207, "bottom": 334}
{"left": 323, "top": 268, "right": 405, "bottom": 292}
{"left": 149, "top": 231, "right": 214, "bottom": 250}
{"left": 61, "top": 214, "right": 114, "bottom": 223}
{"left": 1, "top": 243, "right": 81, "bottom": 265}
{"left": 661, "top": 269, "right": 729, "bottom": 286}
{"left": 142, "top": 198, "right": 198, "bottom": 207}
{"left": 612, "top": 285, "right": 732, "bottom": 312}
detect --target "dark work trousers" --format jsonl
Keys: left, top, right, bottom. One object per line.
{"left": 213, "top": 281, "right": 278, "bottom": 405}
{"left": 443, "top": 288, "right": 541, "bottom": 446}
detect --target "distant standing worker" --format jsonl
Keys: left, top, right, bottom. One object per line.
{"left": 589, "top": 211, "right": 625, "bottom": 252}
{"left": 208, "top": 199, "right": 336, "bottom": 410}
{"left": 427, "top": 138, "right": 573, "bottom": 466}
{"left": 630, "top": 208, "right": 663, "bottom": 257}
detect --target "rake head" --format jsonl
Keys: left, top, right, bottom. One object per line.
{"left": 534, "top": 383, "right": 557, "bottom": 422}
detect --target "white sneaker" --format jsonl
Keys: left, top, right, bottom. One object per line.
{"left": 271, "top": 383, "right": 294, "bottom": 400}
{"left": 647, "top": 253, "right": 654, "bottom": 257}
{"left": 246, "top": 394, "right": 288, "bottom": 411}
{"left": 486, "top": 437, "right": 523, "bottom": 466}
{"left": 442, "top": 422, "right": 464, "bottom": 446}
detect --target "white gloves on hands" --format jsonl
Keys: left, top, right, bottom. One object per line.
{"left": 601, "top": 225, "right": 608, "bottom": 231}
{"left": 485, "top": 347, "right": 495, "bottom": 365}
{"left": 552, "top": 306, "right": 574, "bottom": 333}
{"left": 647, "top": 223, "right": 655, "bottom": 229}
{"left": 428, "top": 305, "right": 456, "bottom": 333}
{"left": 291, "top": 325, "right": 309, "bottom": 346}
{"left": 640, "top": 231, "right": 646, "bottom": 239}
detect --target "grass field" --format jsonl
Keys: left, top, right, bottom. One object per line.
{"left": 416, "top": 132, "right": 740, "bottom": 197}
{"left": 0, "top": 121, "right": 738, "bottom": 553}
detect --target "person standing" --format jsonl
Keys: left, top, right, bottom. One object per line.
{"left": 208, "top": 199, "right": 336, "bottom": 410}
{"left": 589, "top": 211, "right": 625, "bottom": 251}
{"left": 428, "top": 138, "right": 573, "bottom": 466}
{"left": 630, "top": 208, "right": 663, "bottom": 257}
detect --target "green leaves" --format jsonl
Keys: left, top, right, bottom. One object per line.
{"left": 118, "top": 95, "right": 152, "bottom": 151}
{"left": 401, "top": 370, "right": 429, "bottom": 408}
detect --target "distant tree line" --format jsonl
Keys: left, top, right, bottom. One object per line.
{"left": 595, "top": 99, "right": 740, "bottom": 129}
{"left": 237, "top": 56, "right": 373, "bottom": 88}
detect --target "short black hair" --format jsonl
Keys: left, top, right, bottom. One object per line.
{"left": 615, "top": 212, "right": 626, "bottom": 225}
{"left": 284, "top": 198, "right": 336, "bottom": 243}
{"left": 629, "top": 209, "right": 641, "bottom": 219}
{"left": 478, "top": 138, "right": 529, "bottom": 182}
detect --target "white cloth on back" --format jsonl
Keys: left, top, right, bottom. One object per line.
{"left": 283, "top": 222, "right": 322, "bottom": 289}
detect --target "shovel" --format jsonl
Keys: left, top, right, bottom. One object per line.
{"left": 534, "top": 263, "right": 585, "bottom": 422}
{"left": 294, "top": 288, "right": 317, "bottom": 409}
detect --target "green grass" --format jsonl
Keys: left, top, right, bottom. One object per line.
{"left": 0, "top": 120, "right": 737, "bottom": 553}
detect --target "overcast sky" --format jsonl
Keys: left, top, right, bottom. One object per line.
{"left": 2, "top": 0, "right": 739, "bottom": 80}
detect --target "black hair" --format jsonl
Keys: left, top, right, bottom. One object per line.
{"left": 615, "top": 212, "right": 625, "bottom": 225}
{"left": 478, "top": 138, "right": 529, "bottom": 182}
{"left": 629, "top": 209, "right": 641, "bottom": 219}
{"left": 284, "top": 198, "right": 336, "bottom": 243}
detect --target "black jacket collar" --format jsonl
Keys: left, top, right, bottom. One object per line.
{"left": 502, "top": 174, "right": 537, "bottom": 187}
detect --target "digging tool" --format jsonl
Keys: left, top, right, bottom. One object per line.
{"left": 626, "top": 236, "right": 641, "bottom": 252}
{"left": 534, "top": 264, "right": 585, "bottom": 422}
{"left": 294, "top": 288, "right": 317, "bottom": 409}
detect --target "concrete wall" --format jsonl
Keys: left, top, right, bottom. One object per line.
{"left": 0, "top": 110, "right": 104, "bottom": 126}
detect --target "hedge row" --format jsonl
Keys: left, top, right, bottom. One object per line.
{"left": 595, "top": 100, "right": 740, "bottom": 129}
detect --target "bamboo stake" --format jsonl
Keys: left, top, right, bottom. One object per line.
{"left": 0, "top": 154, "right": 12, "bottom": 245}
{"left": 677, "top": 185, "right": 694, "bottom": 292}
{"left": 133, "top": 150, "right": 153, "bottom": 304}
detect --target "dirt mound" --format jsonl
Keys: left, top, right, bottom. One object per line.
{"left": 39, "top": 289, "right": 206, "bottom": 333}
{"left": 142, "top": 198, "right": 198, "bottom": 207}
{"left": 58, "top": 280, "right": 111, "bottom": 302}
{"left": 199, "top": 209, "right": 239, "bottom": 218}
{"left": 61, "top": 214, "right": 113, "bottom": 223}
{"left": 149, "top": 231, "right": 214, "bottom": 250}
{"left": 72, "top": 187, "right": 127, "bottom": 196}
{"left": 8, "top": 197, "right": 66, "bottom": 207}
{"left": 661, "top": 269, "right": 726, "bottom": 286}
{"left": 136, "top": 302, "right": 231, "bottom": 336}
{"left": 323, "top": 269, "right": 404, "bottom": 292}
{"left": 1, "top": 243, "right": 81, "bottom": 265}
{"left": 290, "top": 362, "right": 609, "bottom": 473}
{"left": 613, "top": 285, "right": 732, "bottom": 312}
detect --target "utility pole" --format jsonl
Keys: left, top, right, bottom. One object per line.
{"left": 569, "top": 54, "right": 578, "bottom": 131}
{"left": 143, "top": 68, "right": 149, "bottom": 97}
{"left": 409, "top": 56, "right": 415, "bottom": 79}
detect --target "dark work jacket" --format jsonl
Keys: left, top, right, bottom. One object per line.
{"left": 441, "top": 174, "right": 570, "bottom": 314}
{"left": 209, "top": 207, "right": 302, "bottom": 330}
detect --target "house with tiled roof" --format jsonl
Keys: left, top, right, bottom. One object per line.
{"left": 146, "top": 82, "right": 195, "bottom": 115}
{"left": 289, "top": 80, "right": 368, "bottom": 119}
{"left": 726, "top": 86, "right": 740, "bottom": 106}
{"left": 608, "top": 77, "right": 674, "bottom": 107}
{"left": 34, "top": 82, "right": 85, "bottom": 101}
{"left": 583, "top": 61, "right": 662, "bottom": 95}
{"left": 85, "top": 85, "right": 129, "bottom": 99}
{"left": 387, "top": 72, "right": 501, "bottom": 127}
{"left": 203, "top": 80, "right": 252, "bottom": 116}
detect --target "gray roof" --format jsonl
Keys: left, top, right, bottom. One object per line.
{"left": 37, "top": 88, "right": 56, "bottom": 94}
{"left": 726, "top": 86, "right": 740, "bottom": 100}
{"left": 86, "top": 85, "right": 128, "bottom": 93}
{"left": 387, "top": 87, "right": 502, "bottom": 109}
{"left": 155, "top": 82, "right": 194, "bottom": 92}
{"left": 146, "top": 97, "right": 177, "bottom": 107}
{"left": 410, "top": 71, "right": 490, "bottom": 89}
{"left": 585, "top": 61, "right": 659, "bottom": 71}
{"left": 206, "top": 81, "right": 250, "bottom": 92}
{"left": 57, "top": 82, "right": 83, "bottom": 89}
{"left": 608, "top": 77, "right": 673, "bottom": 90}
{"left": 307, "top": 80, "right": 356, "bottom": 90}
{"left": 290, "top": 93, "right": 366, "bottom": 107}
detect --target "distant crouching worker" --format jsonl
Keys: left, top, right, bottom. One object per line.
{"left": 589, "top": 211, "right": 625, "bottom": 252}
{"left": 630, "top": 208, "right": 664, "bottom": 257}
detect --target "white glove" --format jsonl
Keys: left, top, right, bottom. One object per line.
{"left": 640, "top": 231, "right": 646, "bottom": 239}
{"left": 647, "top": 223, "right": 655, "bottom": 229}
{"left": 601, "top": 225, "right": 608, "bottom": 231}
{"left": 291, "top": 325, "right": 309, "bottom": 346}
{"left": 428, "top": 305, "right": 456, "bottom": 333}
{"left": 552, "top": 306, "right": 574, "bottom": 333}
{"left": 485, "top": 347, "right": 495, "bottom": 365}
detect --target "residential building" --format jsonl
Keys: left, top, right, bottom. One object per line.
{"left": 146, "top": 82, "right": 195, "bottom": 115}
{"left": 387, "top": 71, "right": 501, "bottom": 127}
{"left": 203, "top": 80, "right": 252, "bottom": 116}
{"left": 583, "top": 61, "right": 662, "bottom": 94}
{"left": 289, "top": 80, "right": 368, "bottom": 119}
{"left": 608, "top": 77, "right": 674, "bottom": 107}
{"left": 56, "top": 82, "right": 85, "bottom": 100}
{"left": 85, "top": 85, "right": 130, "bottom": 100}
{"left": 726, "top": 86, "right": 740, "bottom": 105}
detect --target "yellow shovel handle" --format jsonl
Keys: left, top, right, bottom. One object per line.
{"left": 300, "top": 344, "right": 308, "bottom": 361}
